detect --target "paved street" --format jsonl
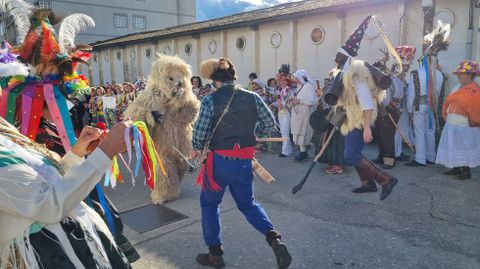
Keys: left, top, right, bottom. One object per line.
{"left": 104, "top": 145, "right": 480, "bottom": 269}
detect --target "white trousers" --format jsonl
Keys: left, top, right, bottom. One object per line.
{"left": 395, "top": 109, "right": 414, "bottom": 157}
{"left": 412, "top": 106, "right": 436, "bottom": 164}
{"left": 278, "top": 110, "right": 292, "bottom": 156}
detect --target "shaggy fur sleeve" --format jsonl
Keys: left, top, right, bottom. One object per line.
{"left": 124, "top": 90, "right": 164, "bottom": 130}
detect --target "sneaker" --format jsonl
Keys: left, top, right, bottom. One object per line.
{"left": 326, "top": 165, "right": 343, "bottom": 174}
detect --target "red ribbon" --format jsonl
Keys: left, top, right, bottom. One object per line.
{"left": 26, "top": 85, "right": 45, "bottom": 140}
{"left": 196, "top": 144, "right": 255, "bottom": 192}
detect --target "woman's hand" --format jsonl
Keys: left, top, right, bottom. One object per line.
{"left": 363, "top": 126, "right": 373, "bottom": 144}
{"left": 98, "top": 121, "right": 133, "bottom": 159}
{"left": 71, "top": 126, "right": 103, "bottom": 157}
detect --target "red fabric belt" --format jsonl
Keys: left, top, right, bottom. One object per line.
{"left": 196, "top": 144, "right": 255, "bottom": 192}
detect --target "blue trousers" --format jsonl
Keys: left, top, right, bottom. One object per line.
{"left": 200, "top": 153, "right": 274, "bottom": 247}
{"left": 344, "top": 128, "right": 365, "bottom": 166}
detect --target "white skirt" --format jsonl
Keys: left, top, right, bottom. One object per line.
{"left": 436, "top": 114, "right": 480, "bottom": 168}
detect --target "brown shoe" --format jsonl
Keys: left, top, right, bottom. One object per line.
{"left": 271, "top": 239, "right": 292, "bottom": 269}
{"left": 196, "top": 253, "right": 225, "bottom": 268}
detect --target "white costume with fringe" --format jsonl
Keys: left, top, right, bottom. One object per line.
{"left": 0, "top": 118, "right": 118, "bottom": 269}
{"left": 337, "top": 59, "right": 385, "bottom": 135}
{"left": 406, "top": 62, "right": 443, "bottom": 164}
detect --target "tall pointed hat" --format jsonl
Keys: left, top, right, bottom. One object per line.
{"left": 339, "top": 15, "right": 372, "bottom": 57}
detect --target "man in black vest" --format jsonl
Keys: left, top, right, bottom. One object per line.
{"left": 192, "top": 58, "right": 291, "bottom": 269}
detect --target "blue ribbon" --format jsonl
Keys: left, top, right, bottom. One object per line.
{"left": 95, "top": 184, "right": 116, "bottom": 237}
{"left": 423, "top": 58, "right": 434, "bottom": 129}
{"left": 53, "top": 85, "right": 77, "bottom": 145}
{"left": 132, "top": 126, "right": 142, "bottom": 177}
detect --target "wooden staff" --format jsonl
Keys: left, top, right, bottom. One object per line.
{"left": 292, "top": 127, "right": 337, "bottom": 194}
{"left": 256, "top": 137, "right": 289, "bottom": 142}
{"left": 388, "top": 113, "right": 415, "bottom": 152}
{"left": 253, "top": 158, "right": 275, "bottom": 184}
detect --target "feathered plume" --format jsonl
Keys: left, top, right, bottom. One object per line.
{"left": 423, "top": 20, "right": 451, "bottom": 56}
{"left": 0, "top": 0, "right": 33, "bottom": 43}
{"left": 58, "top": 14, "right": 95, "bottom": 54}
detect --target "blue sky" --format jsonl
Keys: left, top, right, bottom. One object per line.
{"left": 196, "top": 0, "right": 302, "bottom": 21}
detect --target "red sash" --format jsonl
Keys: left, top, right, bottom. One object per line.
{"left": 196, "top": 144, "right": 255, "bottom": 192}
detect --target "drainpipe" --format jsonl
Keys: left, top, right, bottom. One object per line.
{"left": 466, "top": 0, "right": 474, "bottom": 59}
{"left": 397, "top": 0, "right": 406, "bottom": 45}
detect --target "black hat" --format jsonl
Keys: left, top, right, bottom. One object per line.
{"left": 339, "top": 15, "right": 372, "bottom": 57}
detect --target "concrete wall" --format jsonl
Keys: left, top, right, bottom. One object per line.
{"left": 90, "top": 0, "right": 476, "bottom": 92}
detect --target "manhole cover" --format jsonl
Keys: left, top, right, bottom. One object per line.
{"left": 120, "top": 204, "right": 188, "bottom": 233}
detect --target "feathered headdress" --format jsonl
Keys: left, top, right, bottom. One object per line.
{"left": 276, "top": 63, "right": 291, "bottom": 82}
{"left": 0, "top": 1, "right": 96, "bottom": 151}
{"left": 423, "top": 20, "right": 451, "bottom": 56}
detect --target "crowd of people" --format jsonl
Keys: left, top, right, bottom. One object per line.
{"left": 68, "top": 78, "right": 147, "bottom": 134}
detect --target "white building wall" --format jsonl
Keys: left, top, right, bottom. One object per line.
{"left": 435, "top": 0, "right": 472, "bottom": 90}
{"left": 258, "top": 21, "right": 292, "bottom": 81}
{"left": 226, "top": 28, "right": 256, "bottom": 87}
{"left": 92, "top": 0, "right": 477, "bottom": 91}
{"left": 101, "top": 51, "right": 112, "bottom": 84}
{"left": 345, "top": 2, "right": 400, "bottom": 64}
{"left": 140, "top": 44, "right": 155, "bottom": 77}
{"left": 90, "top": 53, "right": 100, "bottom": 86}
{"left": 296, "top": 14, "right": 339, "bottom": 82}
{"left": 125, "top": 45, "right": 139, "bottom": 82}
{"left": 113, "top": 49, "right": 124, "bottom": 84}
{"left": 177, "top": 37, "right": 199, "bottom": 75}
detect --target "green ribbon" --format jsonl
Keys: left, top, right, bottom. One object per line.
{"left": 6, "top": 84, "right": 25, "bottom": 124}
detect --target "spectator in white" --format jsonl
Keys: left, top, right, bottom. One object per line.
{"left": 276, "top": 71, "right": 293, "bottom": 157}
{"left": 291, "top": 69, "right": 317, "bottom": 161}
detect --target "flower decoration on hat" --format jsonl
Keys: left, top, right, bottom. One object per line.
{"left": 394, "top": 45, "right": 416, "bottom": 65}
{"left": 453, "top": 60, "right": 480, "bottom": 75}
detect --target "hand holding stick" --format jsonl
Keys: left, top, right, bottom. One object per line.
{"left": 387, "top": 113, "right": 415, "bottom": 152}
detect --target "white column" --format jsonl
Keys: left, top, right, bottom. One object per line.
{"left": 289, "top": 20, "right": 298, "bottom": 70}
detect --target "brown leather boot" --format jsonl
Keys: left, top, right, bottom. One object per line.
{"left": 266, "top": 230, "right": 292, "bottom": 269}
{"left": 196, "top": 245, "right": 225, "bottom": 268}
{"left": 353, "top": 159, "right": 378, "bottom": 193}
{"left": 355, "top": 158, "right": 398, "bottom": 200}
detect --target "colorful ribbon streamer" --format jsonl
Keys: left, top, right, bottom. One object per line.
{"left": 104, "top": 121, "right": 166, "bottom": 191}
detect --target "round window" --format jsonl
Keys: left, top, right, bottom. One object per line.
{"left": 270, "top": 32, "right": 282, "bottom": 48}
{"left": 129, "top": 48, "right": 135, "bottom": 60}
{"left": 163, "top": 45, "right": 171, "bottom": 55}
{"left": 184, "top": 43, "right": 192, "bottom": 55}
{"left": 208, "top": 40, "right": 217, "bottom": 54}
{"left": 311, "top": 27, "right": 325, "bottom": 44}
{"left": 236, "top": 36, "right": 246, "bottom": 51}
{"left": 145, "top": 48, "right": 152, "bottom": 59}
{"left": 104, "top": 53, "right": 109, "bottom": 62}
{"left": 116, "top": 51, "right": 121, "bottom": 61}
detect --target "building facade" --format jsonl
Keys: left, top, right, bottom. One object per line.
{"left": 1, "top": 0, "right": 195, "bottom": 45}
{"left": 89, "top": 0, "right": 479, "bottom": 91}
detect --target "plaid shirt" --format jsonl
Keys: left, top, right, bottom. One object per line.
{"left": 192, "top": 88, "right": 277, "bottom": 150}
